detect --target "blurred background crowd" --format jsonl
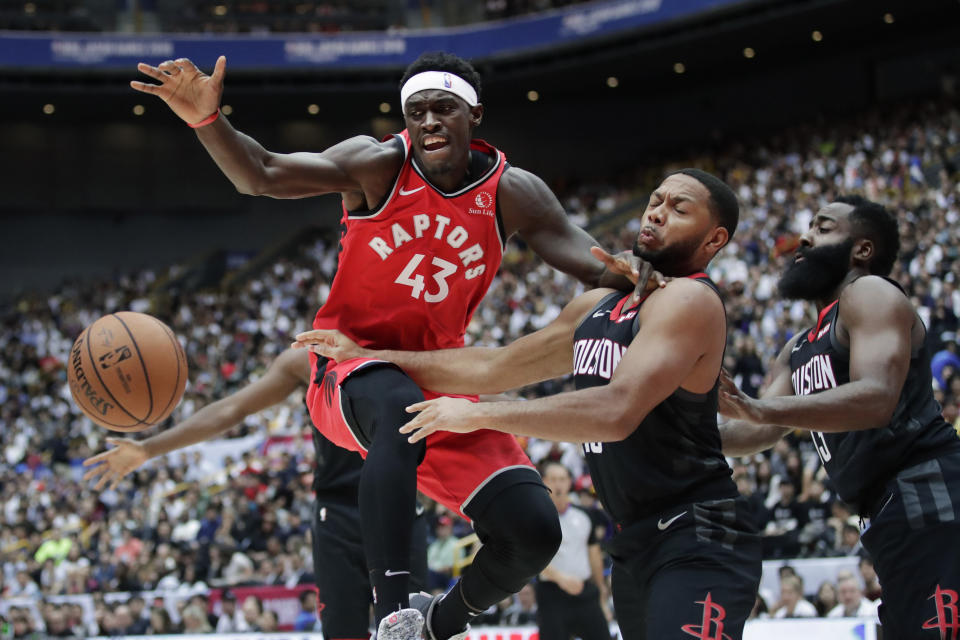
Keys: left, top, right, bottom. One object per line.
{"left": 0, "top": 0, "right": 598, "bottom": 34}
{"left": 2, "top": 92, "right": 958, "bottom": 634}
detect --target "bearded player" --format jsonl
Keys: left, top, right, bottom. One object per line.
{"left": 131, "top": 51, "right": 653, "bottom": 640}
{"left": 717, "top": 196, "right": 960, "bottom": 637}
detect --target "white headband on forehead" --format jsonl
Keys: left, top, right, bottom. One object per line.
{"left": 400, "top": 71, "right": 478, "bottom": 114}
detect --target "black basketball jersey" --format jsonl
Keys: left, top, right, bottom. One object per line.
{"left": 790, "top": 281, "right": 960, "bottom": 514}
{"left": 572, "top": 276, "right": 737, "bottom": 525}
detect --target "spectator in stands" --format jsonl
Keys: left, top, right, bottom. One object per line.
{"left": 114, "top": 527, "right": 144, "bottom": 566}
{"left": 259, "top": 609, "right": 279, "bottom": 633}
{"left": 932, "top": 334, "right": 960, "bottom": 390}
{"left": 127, "top": 596, "right": 150, "bottom": 635}
{"left": 240, "top": 595, "right": 263, "bottom": 631}
{"left": 181, "top": 604, "right": 213, "bottom": 633}
{"left": 148, "top": 605, "right": 174, "bottom": 635}
{"left": 502, "top": 583, "right": 538, "bottom": 626}
{"left": 294, "top": 589, "right": 319, "bottom": 631}
{"left": 797, "top": 478, "right": 835, "bottom": 557}
{"left": 215, "top": 590, "right": 243, "bottom": 633}
{"left": 762, "top": 481, "right": 805, "bottom": 558}
{"left": 10, "top": 570, "right": 39, "bottom": 597}
{"left": 813, "top": 580, "right": 838, "bottom": 617}
{"left": 858, "top": 555, "right": 882, "bottom": 602}
{"left": 42, "top": 606, "right": 76, "bottom": 638}
{"left": 10, "top": 611, "right": 40, "bottom": 639}
{"left": 426, "top": 515, "right": 457, "bottom": 592}
{"left": 827, "top": 573, "right": 878, "bottom": 618}
{"left": 772, "top": 575, "right": 817, "bottom": 618}
{"left": 837, "top": 523, "right": 863, "bottom": 556}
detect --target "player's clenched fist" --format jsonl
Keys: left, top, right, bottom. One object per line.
{"left": 131, "top": 56, "right": 226, "bottom": 126}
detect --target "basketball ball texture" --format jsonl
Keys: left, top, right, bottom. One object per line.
{"left": 67, "top": 312, "right": 188, "bottom": 432}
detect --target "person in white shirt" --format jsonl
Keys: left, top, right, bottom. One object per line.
{"left": 827, "top": 574, "right": 879, "bottom": 619}
{"left": 772, "top": 575, "right": 818, "bottom": 618}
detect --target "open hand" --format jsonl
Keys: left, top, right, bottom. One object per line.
{"left": 718, "top": 368, "right": 764, "bottom": 423}
{"left": 131, "top": 56, "right": 226, "bottom": 125}
{"left": 399, "top": 397, "right": 481, "bottom": 443}
{"left": 291, "top": 329, "right": 368, "bottom": 362}
{"left": 591, "top": 246, "right": 667, "bottom": 302}
{"left": 82, "top": 439, "right": 149, "bottom": 491}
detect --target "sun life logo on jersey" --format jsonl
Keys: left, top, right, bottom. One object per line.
{"left": 470, "top": 192, "right": 495, "bottom": 217}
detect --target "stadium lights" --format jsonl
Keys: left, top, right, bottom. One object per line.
{"left": 221, "top": 104, "right": 233, "bottom": 115}
{"left": 379, "top": 102, "right": 391, "bottom": 114}
{"left": 42, "top": 103, "right": 55, "bottom": 115}
{"left": 527, "top": 90, "right": 539, "bottom": 102}
{"left": 743, "top": 47, "right": 756, "bottom": 59}
{"left": 883, "top": 13, "right": 895, "bottom": 24}
{"left": 132, "top": 104, "right": 145, "bottom": 116}
{"left": 307, "top": 104, "right": 320, "bottom": 115}
{"left": 673, "top": 62, "right": 686, "bottom": 74}
{"left": 811, "top": 30, "right": 823, "bottom": 42}
{"left": 214, "top": 5, "right": 227, "bottom": 16}
{"left": 24, "top": 3, "right": 36, "bottom": 14}
{"left": 606, "top": 76, "right": 619, "bottom": 88}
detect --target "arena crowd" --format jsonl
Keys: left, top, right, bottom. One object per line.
{"left": 1, "top": 97, "right": 958, "bottom": 634}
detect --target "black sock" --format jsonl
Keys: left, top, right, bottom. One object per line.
{"left": 431, "top": 582, "right": 483, "bottom": 639}
{"left": 370, "top": 569, "right": 412, "bottom": 623}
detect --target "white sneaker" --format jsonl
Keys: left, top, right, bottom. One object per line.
{"left": 377, "top": 608, "right": 425, "bottom": 640}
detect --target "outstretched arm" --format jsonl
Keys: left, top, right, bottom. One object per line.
{"left": 131, "top": 57, "right": 400, "bottom": 200}
{"left": 498, "top": 168, "right": 663, "bottom": 293}
{"left": 82, "top": 348, "right": 309, "bottom": 490}
{"left": 294, "top": 289, "right": 611, "bottom": 395}
{"left": 721, "top": 277, "right": 914, "bottom": 434}
{"left": 400, "top": 279, "right": 725, "bottom": 443}
{"left": 718, "top": 337, "right": 798, "bottom": 456}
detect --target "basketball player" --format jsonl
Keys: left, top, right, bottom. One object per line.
{"left": 536, "top": 461, "right": 611, "bottom": 640}
{"left": 131, "top": 51, "right": 655, "bottom": 640}
{"left": 82, "top": 348, "right": 429, "bottom": 640}
{"left": 298, "top": 170, "right": 763, "bottom": 639}
{"left": 715, "top": 196, "right": 960, "bottom": 638}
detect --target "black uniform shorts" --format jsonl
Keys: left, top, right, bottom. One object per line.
{"left": 861, "top": 452, "right": 960, "bottom": 640}
{"left": 606, "top": 497, "right": 761, "bottom": 640}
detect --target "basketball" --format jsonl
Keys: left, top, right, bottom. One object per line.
{"left": 67, "top": 311, "right": 188, "bottom": 432}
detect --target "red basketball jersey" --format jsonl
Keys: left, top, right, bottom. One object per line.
{"left": 312, "top": 130, "right": 506, "bottom": 351}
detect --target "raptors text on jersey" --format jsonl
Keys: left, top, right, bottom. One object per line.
{"left": 313, "top": 131, "right": 507, "bottom": 352}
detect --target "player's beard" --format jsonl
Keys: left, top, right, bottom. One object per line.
{"left": 632, "top": 234, "right": 703, "bottom": 277}
{"left": 777, "top": 238, "right": 854, "bottom": 301}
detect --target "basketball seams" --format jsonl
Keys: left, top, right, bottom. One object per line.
{"left": 113, "top": 312, "right": 155, "bottom": 422}
{"left": 149, "top": 316, "right": 186, "bottom": 425}
{"left": 78, "top": 323, "right": 144, "bottom": 428}
{"left": 69, "top": 312, "right": 187, "bottom": 432}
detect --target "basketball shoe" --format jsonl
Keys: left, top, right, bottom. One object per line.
{"left": 376, "top": 608, "right": 424, "bottom": 640}
{"left": 409, "top": 591, "right": 470, "bottom": 640}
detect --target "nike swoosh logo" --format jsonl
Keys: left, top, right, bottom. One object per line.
{"left": 657, "top": 511, "right": 687, "bottom": 531}
{"left": 792, "top": 342, "right": 804, "bottom": 353}
{"left": 592, "top": 310, "right": 610, "bottom": 318}
{"left": 398, "top": 186, "right": 425, "bottom": 196}
{"left": 384, "top": 570, "right": 410, "bottom": 577}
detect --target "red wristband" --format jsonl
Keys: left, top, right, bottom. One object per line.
{"left": 188, "top": 109, "right": 221, "bottom": 129}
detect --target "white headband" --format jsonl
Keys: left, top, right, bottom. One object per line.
{"left": 400, "top": 71, "right": 478, "bottom": 114}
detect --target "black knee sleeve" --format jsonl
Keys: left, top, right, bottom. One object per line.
{"left": 462, "top": 481, "right": 561, "bottom": 607}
